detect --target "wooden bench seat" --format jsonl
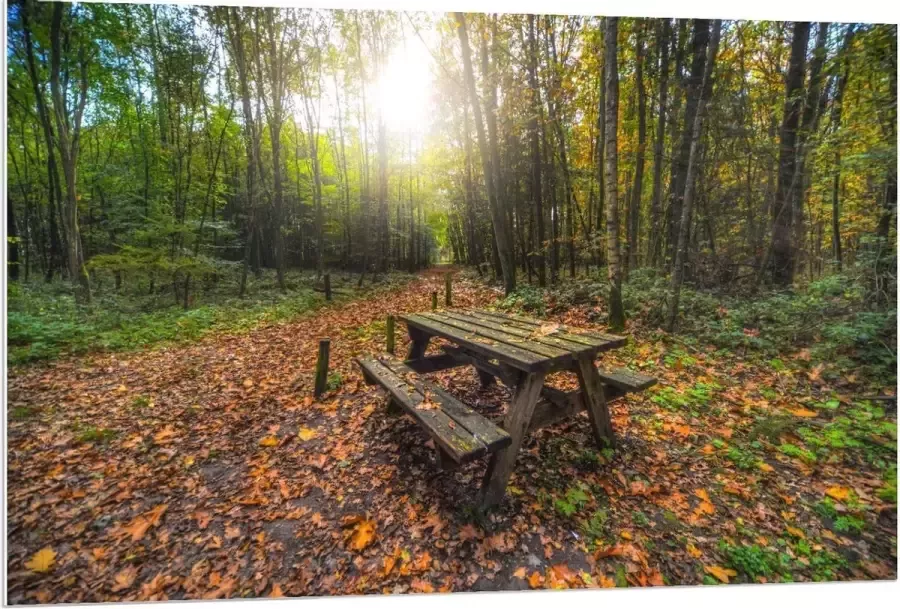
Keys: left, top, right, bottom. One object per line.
{"left": 355, "top": 354, "right": 512, "bottom": 465}
{"left": 596, "top": 368, "right": 656, "bottom": 393}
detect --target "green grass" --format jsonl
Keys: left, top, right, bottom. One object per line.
{"left": 8, "top": 269, "right": 415, "bottom": 366}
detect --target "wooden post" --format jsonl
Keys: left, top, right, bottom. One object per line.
{"left": 445, "top": 274, "right": 452, "bottom": 307}
{"left": 431, "top": 291, "right": 438, "bottom": 311}
{"left": 314, "top": 338, "right": 331, "bottom": 398}
{"left": 386, "top": 315, "right": 395, "bottom": 355}
{"left": 324, "top": 273, "right": 332, "bottom": 301}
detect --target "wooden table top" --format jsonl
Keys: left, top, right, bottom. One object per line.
{"left": 399, "top": 309, "right": 626, "bottom": 372}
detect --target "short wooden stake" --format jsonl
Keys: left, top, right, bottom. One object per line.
{"left": 431, "top": 291, "right": 438, "bottom": 311}
{"left": 445, "top": 274, "right": 452, "bottom": 307}
{"left": 324, "top": 273, "right": 332, "bottom": 301}
{"left": 386, "top": 315, "right": 395, "bottom": 355}
{"left": 314, "top": 338, "right": 331, "bottom": 398}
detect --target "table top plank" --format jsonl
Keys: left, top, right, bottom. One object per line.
{"left": 472, "top": 309, "right": 626, "bottom": 350}
{"left": 439, "top": 310, "right": 600, "bottom": 355}
{"left": 400, "top": 313, "right": 548, "bottom": 371}
{"left": 421, "top": 312, "right": 572, "bottom": 360}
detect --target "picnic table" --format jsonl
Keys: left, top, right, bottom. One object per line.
{"left": 356, "top": 308, "right": 655, "bottom": 508}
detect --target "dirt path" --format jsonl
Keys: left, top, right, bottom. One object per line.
{"left": 6, "top": 270, "right": 896, "bottom": 602}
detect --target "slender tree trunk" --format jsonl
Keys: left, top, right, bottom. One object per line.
{"left": 455, "top": 12, "right": 516, "bottom": 294}
{"left": 772, "top": 22, "right": 811, "bottom": 287}
{"left": 666, "top": 19, "right": 710, "bottom": 270}
{"left": 829, "top": 25, "right": 855, "bottom": 271}
{"left": 667, "top": 21, "right": 722, "bottom": 331}
{"left": 527, "top": 15, "right": 546, "bottom": 287}
{"left": 628, "top": 21, "right": 647, "bottom": 272}
{"left": 649, "top": 19, "right": 670, "bottom": 267}
{"left": 604, "top": 17, "right": 625, "bottom": 331}
{"left": 49, "top": 2, "right": 91, "bottom": 303}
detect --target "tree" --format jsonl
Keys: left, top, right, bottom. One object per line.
{"left": 771, "top": 22, "right": 811, "bottom": 287}
{"left": 48, "top": 1, "right": 92, "bottom": 302}
{"left": 648, "top": 19, "right": 670, "bottom": 267}
{"left": 667, "top": 20, "right": 722, "bottom": 331}
{"left": 603, "top": 17, "right": 625, "bottom": 331}
{"left": 455, "top": 12, "right": 516, "bottom": 294}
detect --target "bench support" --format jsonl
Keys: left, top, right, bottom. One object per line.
{"left": 479, "top": 370, "right": 546, "bottom": 509}
{"left": 407, "top": 326, "right": 431, "bottom": 360}
{"left": 574, "top": 355, "right": 615, "bottom": 449}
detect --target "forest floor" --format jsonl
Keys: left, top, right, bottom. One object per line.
{"left": 6, "top": 268, "right": 897, "bottom": 602}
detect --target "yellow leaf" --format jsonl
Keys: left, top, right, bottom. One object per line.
{"left": 513, "top": 567, "right": 527, "bottom": 579}
{"left": 758, "top": 462, "right": 774, "bottom": 473}
{"left": 826, "top": 486, "right": 852, "bottom": 502}
{"left": 298, "top": 427, "right": 317, "bottom": 441}
{"left": 786, "top": 526, "right": 805, "bottom": 539}
{"left": 25, "top": 548, "right": 56, "bottom": 573}
{"left": 349, "top": 519, "right": 376, "bottom": 551}
{"left": 259, "top": 435, "right": 278, "bottom": 447}
{"left": 790, "top": 408, "right": 818, "bottom": 418}
{"left": 117, "top": 385, "right": 127, "bottom": 392}
{"left": 620, "top": 531, "right": 632, "bottom": 540}
{"left": 704, "top": 565, "right": 737, "bottom": 583}
{"left": 686, "top": 543, "right": 702, "bottom": 558}
{"left": 183, "top": 456, "right": 195, "bottom": 467}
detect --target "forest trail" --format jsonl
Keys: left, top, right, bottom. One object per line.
{"left": 6, "top": 270, "right": 896, "bottom": 602}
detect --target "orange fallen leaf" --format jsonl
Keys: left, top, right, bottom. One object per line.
{"left": 349, "top": 519, "right": 376, "bottom": 551}
{"left": 786, "top": 526, "right": 805, "bottom": 539}
{"left": 790, "top": 408, "right": 818, "bottom": 418}
{"left": 825, "top": 486, "right": 852, "bottom": 502}
{"left": 513, "top": 567, "right": 527, "bottom": 579}
{"left": 410, "top": 579, "right": 434, "bottom": 593}
{"left": 111, "top": 565, "right": 138, "bottom": 592}
{"left": 298, "top": 427, "right": 317, "bottom": 441}
{"left": 704, "top": 565, "right": 737, "bottom": 583}
{"left": 527, "top": 571, "right": 543, "bottom": 589}
{"left": 259, "top": 435, "right": 278, "bottom": 447}
{"left": 269, "top": 584, "right": 284, "bottom": 598}
{"left": 686, "top": 543, "right": 702, "bottom": 558}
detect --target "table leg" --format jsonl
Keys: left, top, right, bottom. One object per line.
{"left": 479, "top": 369, "right": 546, "bottom": 509}
{"left": 476, "top": 369, "right": 495, "bottom": 388}
{"left": 406, "top": 326, "right": 431, "bottom": 360}
{"left": 573, "top": 355, "right": 615, "bottom": 449}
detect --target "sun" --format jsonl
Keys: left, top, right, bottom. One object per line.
{"left": 374, "top": 42, "right": 432, "bottom": 134}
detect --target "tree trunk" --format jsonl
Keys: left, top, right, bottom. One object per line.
{"left": 667, "top": 21, "right": 722, "bottom": 331}
{"left": 666, "top": 19, "right": 710, "bottom": 270}
{"left": 628, "top": 21, "right": 647, "bottom": 273}
{"left": 604, "top": 17, "right": 625, "bottom": 332}
{"left": 649, "top": 19, "right": 671, "bottom": 267}
{"left": 455, "top": 13, "right": 516, "bottom": 294}
{"left": 829, "top": 25, "right": 855, "bottom": 271}
{"left": 49, "top": 2, "right": 91, "bottom": 303}
{"left": 527, "top": 15, "right": 546, "bottom": 286}
{"left": 772, "top": 22, "right": 810, "bottom": 287}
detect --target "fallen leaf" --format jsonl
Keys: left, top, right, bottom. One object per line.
{"left": 348, "top": 519, "right": 376, "bottom": 551}
{"left": 513, "top": 567, "right": 527, "bottom": 579}
{"left": 790, "top": 408, "right": 818, "bottom": 418}
{"left": 25, "top": 547, "right": 56, "bottom": 573}
{"left": 410, "top": 579, "right": 434, "bottom": 593}
{"left": 259, "top": 435, "right": 278, "bottom": 447}
{"left": 527, "top": 571, "right": 543, "bottom": 589}
{"left": 826, "top": 486, "right": 852, "bottom": 503}
{"left": 298, "top": 427, "right": 317, "bottom": 441}
{"left": 686, "top": 543, "right": 702, "bottom": 558}
{"left": 786, "top": 526, "right": 805, "bottom": 539}
{"left": 704, "top": 565, "right": 737, "bottom": 583}
{"left": 111, "top": 565, "right": 138, "bottom": 592}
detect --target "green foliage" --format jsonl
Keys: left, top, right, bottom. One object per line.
{"left": 76, "top": 426, "right": 117, "bottom": 444}
{"left": 327, "top": 372, "right": 343, "bottom": 391}
{"left": 554, "top": 485, "right": 590, "bottom": 518}
{"left": 579, "top": 509, "right": 608, "bottom": 542}
{"left": 721, "top": 542, "right": 777, "bottom": 579}
{"left": 8, "top": 270, "right": 410, "bottom": 366}
{"left": 497, "top": 286, "right": 546, "bottom": 316}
